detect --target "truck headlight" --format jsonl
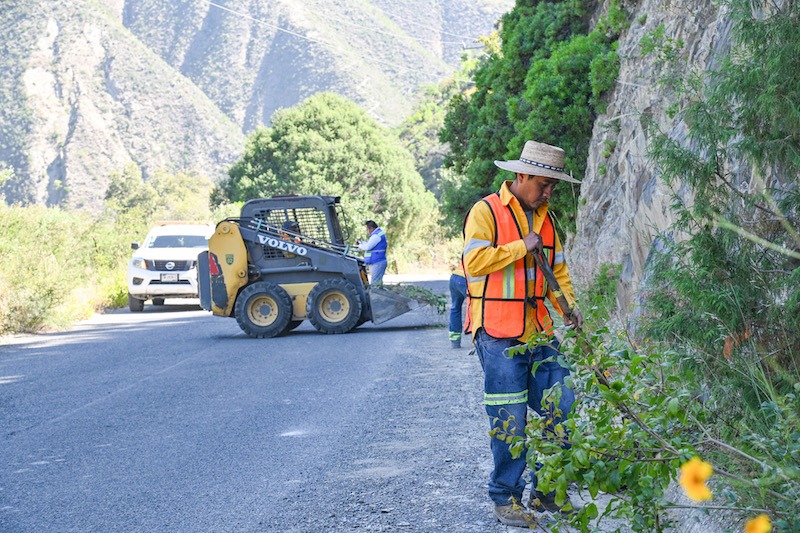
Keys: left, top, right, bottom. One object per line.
{"left": 131, "top": 257, "right": 147, "bottom": 269}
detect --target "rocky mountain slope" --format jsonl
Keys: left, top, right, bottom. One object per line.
{"left": 0, "top": 0, "right": 511, "bottom": 209}
{"left": 571, "top": 0, "right": 731, "bottom": 315}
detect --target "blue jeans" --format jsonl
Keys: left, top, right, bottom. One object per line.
{"left": 475, "top": 328, "right": 575, "bottom": 505}
{"left": 448, "top": 274, "right": 467, "bottom": 344}
{"left": 368, "top": 260, "right": 387, "bottom": 285}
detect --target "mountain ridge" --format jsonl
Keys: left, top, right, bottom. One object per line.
{"left": 0, "top": 0, "right": 511, "bottom": 209}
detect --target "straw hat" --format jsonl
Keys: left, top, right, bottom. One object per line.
{"left": 494, "top": 140, "right": 581, "bottom": 184}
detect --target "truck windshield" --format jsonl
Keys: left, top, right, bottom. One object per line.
{"left": 148, "top": 235, "right": 208, "bottom": 248}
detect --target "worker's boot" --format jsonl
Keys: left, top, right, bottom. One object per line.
{"left": 528, "top": 490, "right": 579, "bottom": 517}
{"left": 492, "top": 500, "right": 541, "bottom": 527}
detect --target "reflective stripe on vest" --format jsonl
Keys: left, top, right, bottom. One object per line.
{"left": 364, "top": 229, "right": 387, "bottom": 265}
{"left": 467, "top": 193, "right": 556, "bottom": 338}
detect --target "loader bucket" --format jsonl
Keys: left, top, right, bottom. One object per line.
{"left": 368, "top": 286, "right": 421, "bottom": 324}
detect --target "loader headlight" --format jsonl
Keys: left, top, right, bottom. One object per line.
{"left": 131, "top": 257, "right": 147, "bottom": 269}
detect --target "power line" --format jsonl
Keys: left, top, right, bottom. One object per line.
{"left": 323, "top": 13, "right": 468, "bottom": 46}
{"left": 197, "top": 0, "right": 328, "bottom": 46}
{"left": 375, "top": 6, "right": 481, "bottom": 39}
{"left": 197, "top": 0, "right": 420, "bottom": 74}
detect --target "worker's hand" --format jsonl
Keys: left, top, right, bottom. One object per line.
{"left": 564, "top": 308, "right": 584, "bottom": 329}
{"left": 523, "top": 231, "right": 543, "bottom": 253}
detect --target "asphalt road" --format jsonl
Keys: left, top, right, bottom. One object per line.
{"left": 1, "top": 279, "right": 544, "bottom": 533}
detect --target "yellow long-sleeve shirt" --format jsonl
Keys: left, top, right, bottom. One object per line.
{"left": 462, "top": 181, "right": 576, "bottom": 341}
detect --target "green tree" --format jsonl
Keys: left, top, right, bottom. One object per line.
{"left": 104, "top": 163, "right": 157, "bottom": 218}
{"left": 149, "top": 169, "right": 214, "bottom": 222}
{"left": 396, "top": 55, "right": 481, "bottom": 200}
{"left": 439, "top": 0, "right": 624, "bottom": 236}
{"left": 216, "top": 92, "right": 437, "bottom": 248}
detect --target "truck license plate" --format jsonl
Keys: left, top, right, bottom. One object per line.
{"left": 160, "top": 273, "right": 179, "bottom": 282}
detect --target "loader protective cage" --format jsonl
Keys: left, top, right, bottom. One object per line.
{"left": 241, "top": 195, "right": 351, "bottom": 253}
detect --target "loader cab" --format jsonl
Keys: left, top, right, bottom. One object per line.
{"left": 239, "top": 195, "right": 349, "bottom": 247}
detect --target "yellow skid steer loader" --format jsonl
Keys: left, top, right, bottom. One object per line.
{"left": 197, "top": 195, "right": 419, "bottom": 338}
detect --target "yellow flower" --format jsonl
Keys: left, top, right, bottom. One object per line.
{"left": 679, "top": 457, "right": 713, "bottom": 501}
{"left": 744, "top": 514, "right": 771, "bottom": 533}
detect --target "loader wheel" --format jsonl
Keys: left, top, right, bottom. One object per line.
{"left": 128, "top": 293, "right": 145, "bottom": 312}
{"left": 234, "top": 282, "right": 292, "bottom": 338}
{"left": 307, "top": 278, "right": 362, "bottom": 334}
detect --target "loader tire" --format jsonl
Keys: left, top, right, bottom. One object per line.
{"left": 307, "top": 278, "right": 362, "bottom": 334}
{"left": 234, "top": 281, "right": 293, "bottom": 338}
{"left": 128, "top": 293, "right": 145, "bottom": 312}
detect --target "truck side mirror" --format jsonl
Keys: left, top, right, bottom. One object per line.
{"left": 131, "top": 242, "right": 140, "bottom": 250}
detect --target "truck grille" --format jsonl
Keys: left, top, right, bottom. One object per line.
{"left": 147, "top": 260, "right": 194, "bottom": 271}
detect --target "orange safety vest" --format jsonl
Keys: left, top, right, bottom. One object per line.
{"left": 466, "top": 192, "right": 556, "bottom": 339}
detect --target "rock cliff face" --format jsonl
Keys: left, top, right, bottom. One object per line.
{"left": 0, "top": 0, "right": 511, "bottom": 209}
{"left": 571, "top": 0, "right": 732, "bottom": 316}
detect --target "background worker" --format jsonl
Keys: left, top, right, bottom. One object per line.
{"left": 448, "top": 263, "right": 467, "bottom": 348}
{"left": 463, "top": 140, "right": 584, "bottom": 527}
{"left": 357, "top": 220, "right": 388, "bottom": 285}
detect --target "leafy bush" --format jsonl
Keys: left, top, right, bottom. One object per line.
{"left": 0, "top": 164, "right": 219, "bottom": 334}
{"left": 0, "top": 205, "right": 123, "bottom": 333}
{"left": 439, "top": 0, "right": 625, "bottom": 237}
{"left": 522, "top": 324, "right": 799, "bottom": 532}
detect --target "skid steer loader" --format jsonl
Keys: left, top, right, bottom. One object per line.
{"left": 197, "top": 195, "right": 420, "bottom": 338}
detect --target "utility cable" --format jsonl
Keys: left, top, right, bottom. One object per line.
{"left": 375, "top": 6, "right": 481, "bottom": 38}
{"left": 197, "top": 0, "right": 328, "bottom": 45}
{"left": 196, "top": 0, "right": 426, "bottom": 74}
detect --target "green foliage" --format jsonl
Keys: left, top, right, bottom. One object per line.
{"left": 0, "top": 204, "right": 127, "bottom": 333}
{"left": 518, "top": 1, "right": 800, "bottom": 530}
{"left": 0, "top": 163, "right": 219, "bottom": 334}
{"left": 104, "top": 164, "right": 158, "bottom": 228}
{"left": 511, "top": 264, "right": 800, "bottom": 532}
{"left": 0, "top": 168, "right": 12, "bottom": 188}
{"left": 524, "top": 325, "right": 800, "bottom": 532}
{"left": 149, "top": 168, "right": 214, "bottom": 221}
{"left": 643, "top": 0, "right": 800, "bottom": 413}
{"left": 397, "top": 56, "right": 480, "bottom": 200}
{"left": 216, "top": 92, "right": 438, "bottom": 257}
{"left": 380, "top": 283, "right": 447, "bottom": 315}
{"left": 580, "top": 263, "right": 621, "bottom": 330}
{"left": 439, "top": 0, "right": 625, "bottom": 237}
{"left": 640, "top": 23, "right": 685, "bottom": 69}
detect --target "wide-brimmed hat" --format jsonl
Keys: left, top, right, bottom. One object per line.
{"left": 494, "top": 141, "right": 581, "bottom": 184}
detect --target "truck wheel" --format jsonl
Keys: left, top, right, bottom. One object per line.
{"left": 234, "top": 282, "right": 293, "bottom": 338}
{"left": 128, "top": 293, "right": 145, "bottom": 312}
{"left": 307, "top": 278, "right": 362, "bottom": 334}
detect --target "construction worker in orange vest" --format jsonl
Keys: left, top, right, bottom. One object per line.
{"left": 463, "top": 140, "right": 584, "bottom": 528}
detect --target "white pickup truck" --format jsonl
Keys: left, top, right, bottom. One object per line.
{"left": 126, "top": 223, "right": 214, "bottom": 311}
